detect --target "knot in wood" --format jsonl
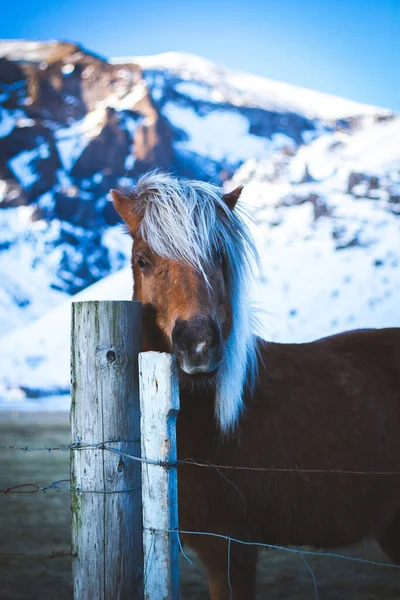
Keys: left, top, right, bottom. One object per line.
{"left": 106, "top": 350, "right": 116, "bottom": 364}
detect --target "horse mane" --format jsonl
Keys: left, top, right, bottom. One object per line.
{"left": 133, "top": 172, "right": 260, "bottom": 432}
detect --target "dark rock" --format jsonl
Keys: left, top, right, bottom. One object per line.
{"left": 71, "top": 108, "right": 131, "bottom": 178}
{"left": 347, "top": 172, "right": 365, "bottom": 194}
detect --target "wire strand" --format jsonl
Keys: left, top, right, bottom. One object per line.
{"left": 3, "top": 440, "right": 400, "bottom": 476}
{"left": 0, "top": 480, "right": 139, "bottom": 494}
{"left": 150, "top": 528, "right": 400, "bottom": 571}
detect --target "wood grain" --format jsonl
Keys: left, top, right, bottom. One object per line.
{"left": 71, "top": 300, "right": 143, "bottom": 600}
{"left": 139, "top": 352, "right": 180, "bottom": 600}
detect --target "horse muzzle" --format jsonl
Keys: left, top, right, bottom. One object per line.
{"left": 171, "top": 316, "right": 223, "bottom": 378}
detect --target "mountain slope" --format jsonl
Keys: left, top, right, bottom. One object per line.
{"left": 235, "top": 115, "right": 400, "bottom": 341}
{"left": 0, "top": 40, "right": 396, "bottom": 339}
{"left": 128, "top": 51, "right": 385, "bottom": 121}
{"left": 1, "top": 116, "right": 399, "bottom": 404}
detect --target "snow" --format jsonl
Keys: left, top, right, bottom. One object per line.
{"left": 231, "top": 117, "right": 400, "bottom": 341}
{"left": 288, "top": 133, "right": 347, "bottom": 182}
{"left": 163, "top": 103, "right": 272, "bottom": 163}
{"left": 61, "top": 63, "right": 75, "bottom": 75}
{"left": 0, "top": 207, "right": 69, "bottom": 336}
{"left": 121, "top": 51, "right": 388, "bottom": 121}
{"left": 0, "top": 107, "right": 16, "bottom": 138}
{"left": 287, "top": 118, "right": 400, "bottom": 187}
{"left": 0, "top": 180, "right": 7, "bottom": 202}
{"left": 0, "top": 266, "right": 133, "bottom": 400}
{"left": 0, "top": 40, "right": 60, "bottom": 63}
{"left": 108, "top": 81, "right": 147, "bottom": 110}
{"left": 339, "top": 117, "right": 400, "bottom": 172}
{"left": 174, "top": 81, "right": 216, "bottom": 102}
{"left": 54, "top": 83, "right": 148, "bottom": 172}
{"left": 101, "top": 224, "right": 133, "bottom": 272}
{"left": 246, "top": 192, "right": 400, "bottom": 343}
{"left": 7, "top": 144, "right": 51, "bottom": 188}
{"left": 55, "top": 114, "right": 102, "bottom": 172}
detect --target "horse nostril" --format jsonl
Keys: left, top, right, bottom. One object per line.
{"left": 171, "top": 319, "right": 191, "bottom": 353}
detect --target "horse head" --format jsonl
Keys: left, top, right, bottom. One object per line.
{"left": 111, "top": 173, "right": 258, "bottom": 431}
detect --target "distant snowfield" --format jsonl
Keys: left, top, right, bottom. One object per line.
{"left": 119, "top": 51, "right": 387, "bottom": 121}
{"left": 0, "top": 267, "right": 133, "bottom": 405}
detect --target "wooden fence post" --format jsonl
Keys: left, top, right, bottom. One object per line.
{"left": 70, "top": 300, "right": 143, "bottom": 600}
{"left": 139, "top": 352, "right": 180, "bottom": 600}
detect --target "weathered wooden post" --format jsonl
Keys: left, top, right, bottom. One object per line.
{"left": 139, "top": 352, "right": 180, "bottom": 600}
{"left": 70, "top": 300, "right": 143, "bottom": 600}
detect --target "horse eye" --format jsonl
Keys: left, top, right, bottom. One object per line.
{"left": 137, "top": 257, "right": 148, "bottom": 270}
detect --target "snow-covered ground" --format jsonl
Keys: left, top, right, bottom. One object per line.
{"left": 0, "top": 267, "right": 133, "bottom": 409}
{"left": 236, "top": 116, "right": 400, "bottom": 339}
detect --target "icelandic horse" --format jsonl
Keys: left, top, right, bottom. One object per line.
{"left": 111, "top": 173, "right": 400, "bottom": 599}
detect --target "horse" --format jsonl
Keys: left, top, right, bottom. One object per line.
{"left": 111, "top": 172, "right": 400, "bottom": 600}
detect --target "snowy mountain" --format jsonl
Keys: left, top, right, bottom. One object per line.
{"left": 0, "top": 40, "right": 399, "bottom": 405}
{"left": 0, "top": 40, "right": 392, "bottom": 337}
{"left": 1, "top": 114, "right": 399, "bottom": 405}
{"left": 129, "top": 51, "right": 384, "bottom": 121}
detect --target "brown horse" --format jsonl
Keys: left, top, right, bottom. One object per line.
{"left": 111, "top": 173, "right": 400, "bottom": 600}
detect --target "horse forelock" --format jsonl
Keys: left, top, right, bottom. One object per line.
{"left": 134, "top": 172, "right": 259, "bottom": 433}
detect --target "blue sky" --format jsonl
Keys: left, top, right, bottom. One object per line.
{"left": 1, "top": 0, "right": 399, "bottom": 110}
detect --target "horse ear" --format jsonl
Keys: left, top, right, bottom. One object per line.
{"left": 110, "top": 189, "right": 139, "bottom": 230}
{"left": 222, "top": 186, "right": 243, "bottom": 211}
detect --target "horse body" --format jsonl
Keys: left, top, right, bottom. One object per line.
{"left": 178, "top": 330, "right": 400, "bottom": 542}
{"left": 177, "top": 330, "right": 400, "bottom": 597}
{"left": 111, "top": 174, "right": 400, "bottom": 599}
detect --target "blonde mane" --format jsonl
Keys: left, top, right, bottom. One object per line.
{"left": 134, "top": 172, "right": 259, "bottom": 432}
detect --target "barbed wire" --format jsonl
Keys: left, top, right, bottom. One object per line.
{"left": 0, "top": 445, "right": 69, "bottom": 452}
{"left": 0, "top": 439, "right": 138, "bottom": 453}
{"left": 3, "top": 436, "right": 399, "bottom": 598}
{"left": 0, "top": 550, "right": 75, "bottom": 561}
{"left": 0, "top": 480, "right": 70, "bottom": 494}
{"left": 71, "top": 441, "right": 400, "bottom": 476}
{"left": 0, "top": 480, "right": 139, "bottom": 494}
{"left": 3, "top": 439, "right": 400, "bottom": 475}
